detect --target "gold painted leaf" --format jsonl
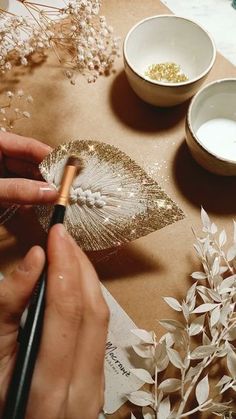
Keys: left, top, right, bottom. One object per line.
{"left": 36, "top": 140, "right": 184, "bottom": 251}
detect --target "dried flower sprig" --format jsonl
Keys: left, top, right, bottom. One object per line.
{"left": 0, "top": 90, "right": 33, "bottom": 132}
{"left": 0, "top": 0, "right": 120, "bottom": 84}
{"left": 128, "top": 208, "right": 236, "bottom": 418}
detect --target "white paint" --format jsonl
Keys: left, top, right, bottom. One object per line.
{"left": 197, "top": 118, "right": 236, "bottom": 161}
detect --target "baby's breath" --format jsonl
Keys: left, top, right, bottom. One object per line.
{"left": 0, "top": 0, "right": 120, "bottom": 83}
{"left": 0, "top": 90, "right": 33, "bottom": 132}
{"left": 129, "top": 208, "right": 236, "bottom": 418}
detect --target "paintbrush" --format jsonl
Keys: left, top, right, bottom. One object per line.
{"left": 3, "top": 156, "right": 83, "bottom": 419}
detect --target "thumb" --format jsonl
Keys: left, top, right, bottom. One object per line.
{"left": 0, "top": 179, "right": 57, "bottom": 205}
{"left": 0, "top": 246, "right": 45, "bottom": 334}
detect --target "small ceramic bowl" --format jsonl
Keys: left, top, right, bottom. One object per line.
{"left": 123, "top": 15, "right": 216, "bottom": 107}
{"left": 186, "top": 78, "right": 236, "bottom": 176}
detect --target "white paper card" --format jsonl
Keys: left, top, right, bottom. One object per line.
{"left": 101, "top": 285, "right": 144, "bottom": 414}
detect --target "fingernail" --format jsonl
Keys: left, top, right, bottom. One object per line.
{"left": 40, "top": 184, "right": 57, "bottom": 192}
{"left": 55, "top": 223, "right": 67, "bottom": 238}
{"left": 17, "top": 249, "right": 34, "bottom": 273}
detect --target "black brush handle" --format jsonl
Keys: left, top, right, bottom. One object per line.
{"left": 3, "top": 273, "right": 46, "bottom": 419}
{"left": 3, "top": 204, "right": 66, "bottom": 419}
{"left": 49, "top": 204, "right": 66, "bottom": 227}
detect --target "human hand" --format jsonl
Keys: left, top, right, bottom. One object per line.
{"left": 0, "top": 224, "right": 109, "bottom": 419}
{"left": 0, "top": 132, "right": 57, "bottom": 205}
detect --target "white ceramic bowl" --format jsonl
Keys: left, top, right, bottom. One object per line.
{"left": 186, "top": 78, "right": 236, "bottom": 176}
{"left": 123, "top": 15, "right": 216, "bottom": 107}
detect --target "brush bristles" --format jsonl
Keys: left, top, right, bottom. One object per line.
{"left": 67, "top": 155, "right": 84, "bottom": 172}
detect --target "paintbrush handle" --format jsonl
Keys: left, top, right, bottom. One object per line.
{"left": 3, "top": 271, "right": 46, "bottom": 419}
{"left": 50, "top": 204, "right": 66, "bottom": 226}
{"left": 3, "top": 205, "right": 66, "bottom": 419}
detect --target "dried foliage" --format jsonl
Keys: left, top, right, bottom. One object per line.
{"left": 0, "top": 90, "right": 33, "bottom": 132}
{"left": 129, "top": 208, "right": 236, "bottom": 418}
{"left": 0, "top": 0, "right": 119, "bottom": 83}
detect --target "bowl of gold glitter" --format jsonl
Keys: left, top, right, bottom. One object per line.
{"left": 123, "top": 15, "right": 216, "bottom": 107}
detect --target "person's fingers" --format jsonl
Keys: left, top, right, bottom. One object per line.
{"left": 4, "top": 157, "right": 43, "bottom": 180}
{"left": 29, "top": 225, "right": 82, "bottom": 417}
{"left": 69, "top": 242, "right": 109, "bottom": 414}
{"left": 0, "top": 246, "right": 45, "bottom": 337}
{"left": 0, "top": 178, "right": 58, "bottom": 204}
{"left": 0, "top": 132, "right": 52, "bottom": 164}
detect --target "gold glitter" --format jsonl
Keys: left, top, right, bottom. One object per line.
{"left": 145, "top": 62, "right": 188, "bottom": 83}
{"left": 36, "top": 140, "right": 184, "bottom": 252}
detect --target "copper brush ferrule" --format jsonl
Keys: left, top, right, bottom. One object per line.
{"left": 56, "top": 156, "right": 83, "bottom": 206}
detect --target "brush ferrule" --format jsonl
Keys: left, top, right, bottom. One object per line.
{"left": 56, "top": 165, "right": 77, "bottom": 206}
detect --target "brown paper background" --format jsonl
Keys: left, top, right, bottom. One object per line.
{"left": 0, "top": 1, "right": 236, "bottom": 417}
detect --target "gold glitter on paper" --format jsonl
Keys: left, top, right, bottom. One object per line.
{"left": 145, "top": 62, "right": 188, "bottom": 83}
{"left": 36, "top": 140, "right": 184, "bottom": 252}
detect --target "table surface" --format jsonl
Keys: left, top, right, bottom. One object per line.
{"left": 162, "top": 0, "right": 236, "bottom": 67}
{"left": 0, "top": 1, "right": 236, "bottom": 418}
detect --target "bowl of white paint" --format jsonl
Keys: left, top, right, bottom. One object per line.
{"left": 185, "top": 78, "right": 236, "bottom": 175}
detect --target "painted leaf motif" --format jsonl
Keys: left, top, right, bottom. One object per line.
{"left": 127, "top": 390, "right": 154, "bottom": 407}
{"left": 36, "top": 140, "right": 184, "bottom": 251}
{"left": 195, "top": 374, "right": 209, "bottom": 406}
{"left": 130, "top": 368, "right": 154, "bottom": 384}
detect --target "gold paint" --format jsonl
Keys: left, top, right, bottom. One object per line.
{"left": 36, "top": 140, "right": 185, "bottom": 252}
{"left": 145, "top": 62, "right": 188, "bottom": 83}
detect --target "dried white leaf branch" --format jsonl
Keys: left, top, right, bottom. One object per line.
{"left": 129, "top": 208, "right": 236, "bottom": 418}
{"left": 0, "top": 0, "right": 119, "bottom": 84}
